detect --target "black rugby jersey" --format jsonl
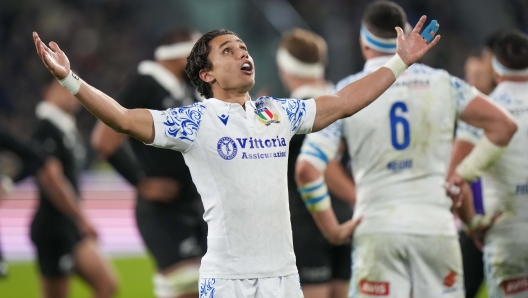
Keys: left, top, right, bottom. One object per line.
{"left": 0, "top": 128, "right": 46, "bottom": 182}
{"left": 31, "top": 104, "right": 86, "bottom": 223}
{"left": 118, "top": 61, "right": 201, "bottom": 205}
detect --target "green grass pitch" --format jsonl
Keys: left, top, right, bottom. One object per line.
{"left": 0, "top": 256, "right": 489, "bottom": 297}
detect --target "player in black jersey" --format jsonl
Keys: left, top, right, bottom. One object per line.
{"left": 91, "top": 28, "right": 205, "bottom": 298}
{"left": 30, "top": 80, "right": 117, "bottom": 298}
{"left": 0, "top": 128, "right": 95, "bottom": 279}
{"left": 277, "top": 29, "right": 354, "bottom": 298}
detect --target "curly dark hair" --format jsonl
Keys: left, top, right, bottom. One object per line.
{"left": 186, "top": 29, "right": 238, "bottom": 99}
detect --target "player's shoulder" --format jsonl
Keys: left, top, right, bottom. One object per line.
{"left": 254, "top": 96, "right": 287, "bottom": 105}
{"left": 254, "top": 96, "right": 310, "bottom": 111}
{"left": 335, "top": 70, "right": 368, "bottom": 92}
{"left": 166, "top": 101, "right": 207, "bottom": 116}
{"left": 254, "top": 96, "right": 295, "bottom": 109}
{"left": 406, "top": 63, "right": 449, "bottom": 77}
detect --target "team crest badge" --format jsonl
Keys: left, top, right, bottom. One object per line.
{"left": 255, "top": 107, "right": 280, "bottom": 126}
{"left": 217, "top": 137, "right": 237, "bottom": 160}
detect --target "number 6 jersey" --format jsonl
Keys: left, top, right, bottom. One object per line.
{"left": 300, "top": 56, "right": 479, "bottom": 236}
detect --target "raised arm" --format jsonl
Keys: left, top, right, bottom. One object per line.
{"left": 312, "top": 16, "right": 441, "bottom": 132}
{"left": 33, "top": 32, "right": 154, "bottom": 143}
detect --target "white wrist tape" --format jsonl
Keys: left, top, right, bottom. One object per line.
{"left": 298, "top": 176, "right": 331, "bottom": 213}
{"left": 383, "top": 54, "right": 408, "bottom": 78}
{"left": 58, "top": 70, "right": 83, "bottom": 95}
{"left": 455, "top": 136, "right": 506, "bottom": 182}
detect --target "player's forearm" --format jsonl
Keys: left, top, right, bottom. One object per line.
{"left": 325, "top": 160, "right": 355, "bottom": 204}
{"left": 447, "top": 140, "right": 475, "bottom": 177}
{"left": 311, "top": 209, "right": 343, "bottom": 244}
{"left": 312, "top": 67, "right": 398, "bottom": 132}
{"left": 36, "top": 158, "right": 85, "bottom": 222}
{"left": 337, "top": 67, "right": 397, "bottom": 117}
{"left": 75, "top": 83, "right": 154, "bottom": 143}
{"left": 457, "top": 189, "right": 476, "bottom": 225}
{"left": 76, "top": 83, "right": 130, "bottom": 135}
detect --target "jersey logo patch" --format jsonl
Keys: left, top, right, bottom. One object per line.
{"left": 218, "top": 114, "right": 229, "bottom": 126}
{"left": 359, "top": 280, "right": 389, "bottom": 296}
{"left": 443, "top": 271, "right": 457, "bottom": 288}
{"left": 217, "top": 137, "right": 237, "bottom": 160}
{"left": 502, "top": 276, "right": 528, "bottom": 295}
{"left": 255, "top": 107, "right": 280, "bottom": 126}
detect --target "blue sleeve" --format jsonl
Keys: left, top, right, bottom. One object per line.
{"left": 147, "top": 103, "right": 205, "bottom": 152}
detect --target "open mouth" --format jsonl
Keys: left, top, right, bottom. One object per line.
{"left": 240, "top": 61, "right": 254, "bottom": 74}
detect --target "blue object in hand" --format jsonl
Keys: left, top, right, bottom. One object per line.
{"left": 420, "top": 20, "right": 439, "bottom": 43}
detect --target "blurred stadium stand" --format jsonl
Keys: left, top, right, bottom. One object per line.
{"left": 0, "top": 171, "right": 141, "bottom": 260}
{"left": 0, "top": 0, "right": 527, "bottom": 260}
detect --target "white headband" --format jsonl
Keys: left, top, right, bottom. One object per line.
{"left": 154, "top": 41, "right": 195, "bottom": 61}
{"left": 492, "top": 55, "right": 528, "bottom": 77}
{"left": 276, "top": 48, "right": 325, "bottom": 79}
{"left": 360, "top": 26, "right": 397, "bottom": 53}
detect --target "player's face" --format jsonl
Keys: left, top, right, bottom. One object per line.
{"left": 464, "top": 56, "right": 495, "bottom": 95}
{"left": 205, "top": 34, "right": 255, "bottom": 94}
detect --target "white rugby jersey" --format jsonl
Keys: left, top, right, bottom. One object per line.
{"left": 148, "top": 96, "right": 316, "bottom": 279}
{"left": 300, "top": 56, "right": 479, "bottom": 236}
{"left": 457, "top": 81, "right": 528, "bottom": 235}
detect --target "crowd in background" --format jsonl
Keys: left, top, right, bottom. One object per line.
{"left": 0, "top": 0, "right": 527, "bottom": 168}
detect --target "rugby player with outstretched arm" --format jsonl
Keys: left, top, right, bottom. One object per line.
{"left": 295, "top": 2, "right": 517, "bottom": 297}
{"left": 33, "top": 17, "right": 438, "bottom": 297}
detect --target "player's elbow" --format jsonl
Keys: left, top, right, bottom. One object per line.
{"left": 494, "top": 117, "right": 517, "bottom": 146}
{"left": 295, "top": 161, "right": 321, "bottom": 186}
{"left": 504, "top": 117, "right": 518, "bottom": 140}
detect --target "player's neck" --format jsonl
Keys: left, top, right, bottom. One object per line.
{"left": 212, "top": 89, "right": 251, "bottom": 107}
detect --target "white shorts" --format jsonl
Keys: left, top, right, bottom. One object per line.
{"left": 484, "top": 236, "right": 528, "bottom": 298}
{"left": 349, "top": 233, "right": 464, "bottom": 298}
{"left": 198, "top": 274, "right": 304, "bottom": 298}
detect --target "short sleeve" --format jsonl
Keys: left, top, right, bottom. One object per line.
{"left": 275, "top": 97, "right": 316, "bottom": 135}
{"left": 456, "top": 120, "right": 483, "bottom": 145}
{"left": 450, "top": 75, "right": 480, "bottom": 115}
{"left": 147, "top": 103, "right": 204, "bottom": 153}
{"left": 298, "top": 120, "right": 343, "bottom": 170}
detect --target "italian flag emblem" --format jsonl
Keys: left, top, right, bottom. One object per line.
{"left": 257, "top": 108, "right": 274, "bottom": 121}
{"left": 256, "top": 107, "right": 280, "bottom": 126}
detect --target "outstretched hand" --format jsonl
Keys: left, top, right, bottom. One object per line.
{"left": 33, "top": 32, "right": 70, "bottom": 80}
{"left": 396, "top": 16, "right": 441, "bottom": 66}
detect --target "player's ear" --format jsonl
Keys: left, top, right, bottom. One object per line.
{"left": 199, "top": 69, "right": 215, "bottom": 84}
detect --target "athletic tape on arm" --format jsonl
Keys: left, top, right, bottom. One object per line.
{"left": 297, "top": 141, "right": 334, "bottom": 172}
{"left": 58, "top": 70, "right": 83, "bottom": 95}
{"left": 298, "top": 176, "right": 331, "bottom": 212}
{"left": 455, "top": 135, "right": 507, "bottom": 182}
